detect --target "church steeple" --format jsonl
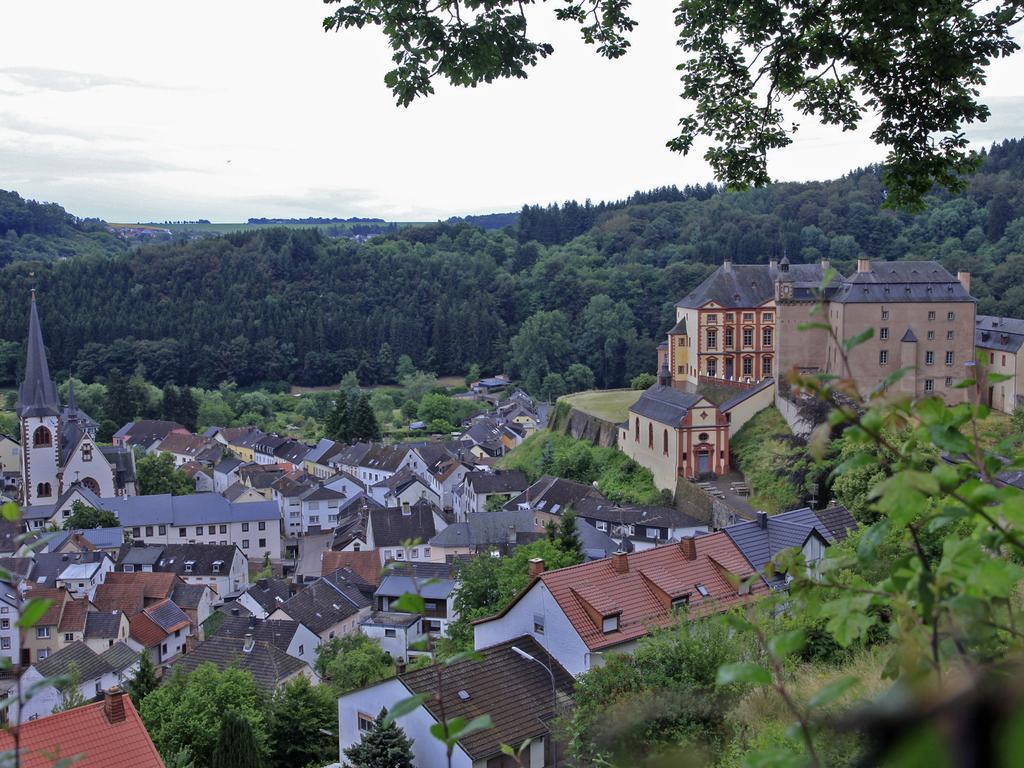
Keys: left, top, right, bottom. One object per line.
{"left": 16, "top": 290, "right": 60, "bottom": 419}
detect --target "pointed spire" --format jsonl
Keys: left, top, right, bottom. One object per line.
{"left": 67, "top": 379, "right": 77, "bottom": 410}
{"left": 16, "top": 291, "right": 60, "bottom": 419}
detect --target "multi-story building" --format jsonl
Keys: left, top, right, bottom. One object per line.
{"left": 664, "top": 258, "right": 976, "bottom": 402}
{"left": 975, "top": 315, "right": 1024, "bottom": 413}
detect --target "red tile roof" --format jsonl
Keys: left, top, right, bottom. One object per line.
{"left": 483, "top": 533, "right": 765, "bottom": 651}
{"left": 128, "top": 613, "right": 166, "bottom": 647}
{"left": 321, "top": 550, "right": 383, "bottom": 586}
{"left": 0, "top": 693, "right": 164, "bottom": 767}
{"left": 57, "top": 598, "right": 89, "bottom": 633}
{"left": 105, "top": 572, "right": 180, "bottom": 600}
{"left": 25, "top": 586, "right": 68, "bottom": 626}
{"left": 94, "top": 582, "right": 146, "bottom": 616}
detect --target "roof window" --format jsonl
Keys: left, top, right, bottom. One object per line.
{"left": 457, "top": 690, "right": 471, "bottom": 701}
{"left": 602, "top": 614, "right": 619, "bottom": 634}
{"left": 695, "top": 583, "right": 710, "bottom": 597}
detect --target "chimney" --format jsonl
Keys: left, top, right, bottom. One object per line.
{"left": 821, "top": 258, "right": 830, "bottom": 271}
{"left": 769, "top": 257, "right": 778, "bottom": 270}
{"left": 679, "top": 537, "right": 696, "bottom": 561}
{"left": 722, "top": 257, "right": 732, "bottom": 272}
{"left": 243, "top": 632, "right": 255, "bottom": 653}
{"left": 527, "top": 558, "right": 545, "bottom": 579}
{"left": 103, "top": 686, "right": 126, "bottom": 724}
{"left": 957, "top": 270, "right": 971, "bottom": 294}
{"left": 856, "top": 258, "right": 871, "bottom": 274}
{"left": 611, "top": 551, "right": 629, "bottom": 575}
{"left": 758, "top": 512, "right": 768, "bottom": 530}
{"left": 507, "top": 524, "right": 517, "bottom": 546}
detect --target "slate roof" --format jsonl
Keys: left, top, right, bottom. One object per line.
{"left": 901, "top": 327, "right": 918, "bottom": 342}
{"left": 360, "top": 611, "right": 421, "bottom": 629}
{"left": 241, "top": 578, "right": 292, "bottom": 614}
{"left": 36, "top": 640, "right": 113, "bottom": 681}
{"left": 170, "top": 582, "right": 210, "bottom": 610}
{"left": 357, "top": 444, "right": 411, "bottom": 473}
{"left": 464, "top": 470, "right": 530, "bottom": 496}
{"left": 273, "top": 439, "right": 310, "bottom": 465}
{"left": 576, "top": 519, "right": 622, "bottom": 560}
{"left": 214, "top": 456, "right": 245, "bottom": 475}
{"left": 976, "top": 315, "right": 1024, "bottom": 353}
{"left": 223, "top": 481, "right": 260, "bottom": 501}
{"left": 99, "top": 641, "right": 140, "bottom": 674}
{"left": 831, "top": 261, "right": 973, "bottom": 304}
{"left": 429, "top": 510, "right": 536, "bottom": 549}
{"left": 321, "top": 550, "right": 383, "bottom": 585}
{"left": 0, "top": 693, "right": 164, "bottom": 768}
{"left": 397, "top": 636, "right": 574, "bottom": 762}
{"left": 113, "top": 419, "right": 185, "bottom": 447}
{"left": 723, "top": 508, "right": 835, "bottom": 587}
{"left": 145, "top": 543, "right": 241, "bottom": 579}
{"left": 48, "top": 527, "right": 126, "bottom": 553}
{"left": 304, "top": 438, "right": 344, "bottom": 466}
{"left": 31, "top": 552, "right": 109, "bottom": 587}
{"left": 676, "top": 262, "right": 827, "bottom": 309}
{"left": 211, "top": 615, "right": 302, "bottom": 651}
{"left": 719, "top": 377, "right": 775, "bottom": 413}
{"left": 812, "top": 505, "right": 858, "bottom": 541}
{"left": 274, "top": 570, "right": 370, "bottom": 633}
{"left": 157, "top": 433, "right": 222, "bottom": 462}
{"left": 16, "top": 294, "right": 60, "bottom": 419}
{"left": 142, "top": 598, "right": 190, "bottom": 633}
{"left": 502, "top": 475, "right": 600, "bottom": 514}
{"left": 173, "top": 635, "right": 307, "bottom": 691}
{"left": 272, "top": 469, "right": 320, "bottom": 498}
{"left": 100, "top": 493, "right": 279, "bottom": 526}
{"left": 0, "top": 519, "right": 24, "bottom": 555}
{"left": 481, "top": 533, "right": 764, "bottom": 651}
{"left": 573, "top": 496, "right": 706, "bottom": 531}
{"left": 100, "top": 446, "right": 137, "bottom": 489}
{"left": 332, "top": 442, "right": 373, "bottom": 469}
{"left": 85, "top": 611, "right": 125, "bottom": 639}
{"left": 629, "top": 384, "right": 705, "bottom": 427}
{"left": 375, "top": 570, "right": 456, "bottom": 600}
{"left": 369, "top": 500, "right": 438, "bottom": 547}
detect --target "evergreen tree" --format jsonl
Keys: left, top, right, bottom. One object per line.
{"left": 343, "top": 709, "right": 414, "bottom": 768}
{"left": 325, "top": 389, "right": 353, "bottom": 442}
{"left": 210, "top": 711, "right": 262, "bottom": 768}
{"left": 127, "top": 651, "right": 159, "bottom": 707}
{"left": 350, "top": 393, "right": 381, "bottom": 441}
{"left": 104, "top": 369, "right": 139, "bottom": 427}
{"left": 539, "top": 437, "right": 555, "bottom": 476}
{"left": 162, "top": 384, "right": 180, "bottom": 422}
{"left": 558, "top": 509, "right": 584, "bottom": 563}
{"left": 178, "top": 387, "right": 199, "bottom": 432}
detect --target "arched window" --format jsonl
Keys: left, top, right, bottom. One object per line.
{"left": 647, "top": 423, "right": 653, "bottom": 449}
{"left": 32, "top": 426, "right": 52, "bottom": 448}
{"left": 635, "top": 418, "right": 640, "bottom": 443}
{"left": 663, "top": 429, "right": 669, "bottom": 455}
{"left": 36, "top": 482, "right": 52, "bottom": 498}
{"left": 81, "top": 477, "right": 100, "bottom": 494}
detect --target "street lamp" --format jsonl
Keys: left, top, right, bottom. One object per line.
{"left": 511, "top": 645, "right": 558, "bottom": 768}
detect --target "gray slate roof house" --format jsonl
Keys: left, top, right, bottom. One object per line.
{"left": 173, "top": 635, "right": 308, "bottom": 691}
{"left": 429, "top": 509, "right": 537, "bottom": 551}
{"left": 677, "top": 260, "right": 828, "bottom": 308}
{"left": 36, "top": 640, "right": 114, "bottom": 681}
{"left": 369, "top": 499, "right": 439, "bottom": 547}
{"left": 272, "top": 568, "right": 371, "bottom": 635}
{"left": 30, "top": 551, "right": 110, "bottom": 587}
{"left": 724, "top": 507, "right": 854, "bottom": 588}
{"left": 211, "top": 615, "right": 306, "bottom": 652}
{"left": 830, "top": 261, "right": 973, "bottom": 304}
{"left": 464, "top": 470, "right": 529, "bottom": 496}
{"left": 502, "top": 475, "right": 602, "bottom": 515}
{"left": 240, "top": 578, "right": 292, "bottom": 615}
{"left": 100, "top": 640, "right": 141, "bottom": 675}
{"left": 112, "top": 420, "right": 186, "bottom": 449}
{"left": 629, "top": 385, "right": 704, "bottom": 427}
{"left": 976, "top": 315, "right": 1024, "bottom": 353}
{"left": 115, "top": 542, "right": 243, "bottom": 579}
{"left": 84, "top": 611, "right": 125, "bottom": 641}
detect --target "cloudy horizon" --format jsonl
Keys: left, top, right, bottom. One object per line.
{"left": 2, "top": 2, "right": 1022, "bottom": 223}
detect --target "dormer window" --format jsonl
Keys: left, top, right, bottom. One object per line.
{"left": 212, "top": 560, "right": 223, "bottom": 573}
{"left": 184, "top": 561, "right": 195, "bottom": 573}
{"left": 671, "top": 595, "right": 690, "bottom": 610}
{"left": 602, "top": 614, "right": 619, "bottom": 634}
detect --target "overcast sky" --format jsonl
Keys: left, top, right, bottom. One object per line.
{"left": 2, "top": 2, "right": 1022, "bottom": 222}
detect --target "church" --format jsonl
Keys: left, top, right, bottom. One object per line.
{"left": 17, "top": 292, "right": 136, "bottom": 506}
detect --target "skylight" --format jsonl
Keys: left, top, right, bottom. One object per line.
{"left": 695, "top": 584, "right": 709, "bottom": 597}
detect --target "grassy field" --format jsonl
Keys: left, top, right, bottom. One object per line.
{"left": 560, "top": 389, "right": 642, "bottom": 423}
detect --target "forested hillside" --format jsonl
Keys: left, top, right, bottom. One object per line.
{"left": 1, "top": 138, "right": 1022, "bottom": 391}
{"left": 0, "top": 190, "right": 126, "bottom": 263}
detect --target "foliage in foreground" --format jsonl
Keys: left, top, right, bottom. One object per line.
{"left": 344, "top": 709, "right": 415, "bottom": 768}
{"left": 314, "top": 633, "right": 394, "bottom": 695}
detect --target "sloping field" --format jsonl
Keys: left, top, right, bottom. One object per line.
{"left": 560, "top": 389, "right": 641, "bottom": 423}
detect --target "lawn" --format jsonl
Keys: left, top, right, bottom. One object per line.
{"left": 560, "top": 389, "right": 642, "bottom": 423}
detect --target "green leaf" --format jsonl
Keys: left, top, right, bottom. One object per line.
{"left": 17, "top": 597, "right": 52, "bottom": 629}
{"left": 393, "top": 593, "right": 425, "bottom": 614}
{"left": 444, "top": 650, "right": 484, "bottom": 666}
{"left": 828, "top": 452, "right": 877, "bottom": 481}
{"left": 797, "top": 322, "right": 832, "bottom": 332}
{"left": 0, "top": 502, "right": 19, "bottom": 523}
{"left": 455, "top": 714, "right": 493, "bottom": 741}
{"left": 986, "top": 372, "right": 1013, "bottom": 383}
{"left": 382, "top": 693, "right": 429, "bottom": 726}
{"left": 768, "top": 629, "right": 806, "bottom": 659}
{"left": 716, "top": 662, "right": 771, "bottom": 686}
{"left": 808, "top": 675, "right": 858, "bottom": 709}
{"left": 842, "top": 327, "right": 873, "bottom": 352}
{"left": 857, "top": 519, "right": 890, "bottom": 561}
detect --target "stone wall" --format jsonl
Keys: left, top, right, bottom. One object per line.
{"left": 551, "top": 402, "right": 621, "bottom": 448}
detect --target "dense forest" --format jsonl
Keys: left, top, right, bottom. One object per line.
{"left": 0, "top": 190, "right": 126, "bottom": 263}
{"left": 0, "top": 138, "right": 1021, "bottom": 391}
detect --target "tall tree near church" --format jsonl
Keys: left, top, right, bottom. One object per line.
{"left": 210, "top": 711, "right": 262, "bottom": 768}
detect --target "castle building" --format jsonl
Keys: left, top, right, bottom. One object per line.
{"left": 663, "top": 258, "right": 976, "bottom": 403}
{"left": 17, "top": 293, "right": 135, "bottom": 505}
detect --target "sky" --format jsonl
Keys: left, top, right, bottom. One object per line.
{"left": 1, "top": 2, "right": 1022, "bottom": 222}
